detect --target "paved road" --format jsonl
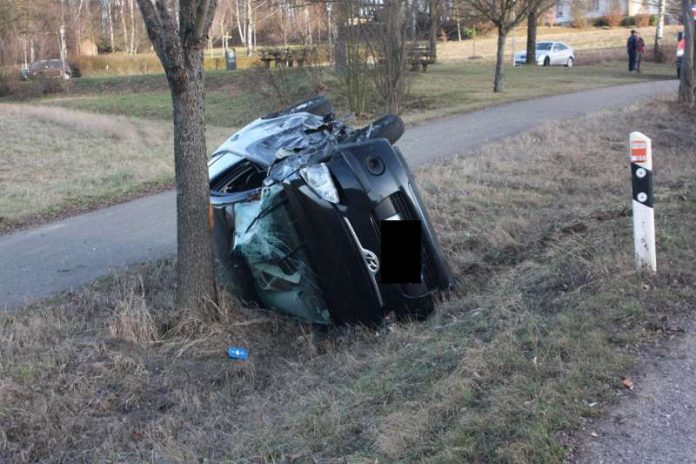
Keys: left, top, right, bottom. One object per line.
{"left": 575, "top": 319, "right": 696, "bottom": 463}
{"left": 0, "top": 80, "right": 677, "bottom": 309}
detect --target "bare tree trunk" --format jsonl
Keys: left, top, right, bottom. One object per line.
{"left": 411, "top": 0, "right": 417, "bottom": 41}
{"left": 335, "top": 23, "right": 346, "bottom": 71}
{"left": 135, "top": 0, "right": 219, "bottom": 310}
{"left": 120, "top": 0, "right": 128, "bottom": 52}
{"left": 526, "top": 8, "right": 537, "bottom": 64}
{"left": 107, "top": 0, "right": 115, "bottom": 52}
{"left": 245, "top": 0, "right": 251, "bottom": 55}
{"left": 429, "top": 0, "right": 439, "bottom": 64}
{"left": 235, "top": 0, "right": 245, "bottom": 44}
{"left": 129, "top": 0, "right": 136, "bottom": 53}
{"left": 653, "top": 0, "right": 665, "bottom": 62}
{"left": 679, "top": 0, "right": 695, "bottom": 105}
{"left": 169, "top": 53, "right": 217, "bottom": 310}
{"left": 494, "top": 27, "right": 506, "bottom": 92}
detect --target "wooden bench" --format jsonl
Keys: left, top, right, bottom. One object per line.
{"left": 258, "top": 47, "right": 314, "bottom": 68}
{"left": 408, "top": 45, "right": 433, "bottom": 72}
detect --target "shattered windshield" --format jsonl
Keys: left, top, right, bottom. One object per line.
{"left": 232, "top": 183, "right": 331, "bottom": 324}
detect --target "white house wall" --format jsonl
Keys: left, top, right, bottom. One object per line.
{"left": 554, "top": 0, "right": 658, "bottom": 24}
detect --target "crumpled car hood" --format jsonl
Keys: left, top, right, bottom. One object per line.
{"left": 208, "top": 112, "right": 326, "bottom": 179}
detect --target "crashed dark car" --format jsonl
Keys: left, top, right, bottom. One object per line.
{"left": 19, "top": 59, "right": 72, "bottom": 81}
{"left": 208, "top": 96, "right": 454, "bottom": 325}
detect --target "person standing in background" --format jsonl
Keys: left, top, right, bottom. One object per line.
{"left": 636, "top": 32, "right": 646, "bottom": 73}
{"left": 627, "top": 29, "right": 638, "bottom": 72}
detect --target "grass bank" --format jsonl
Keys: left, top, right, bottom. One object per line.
{"left": 0, "top": 104, "right": 230, "bottom": 231}
{"left": 45, "top": 61, "right": 674, "bottom": 128}
{"left": 1, "top": 99, "right": 694, "bottom": 462}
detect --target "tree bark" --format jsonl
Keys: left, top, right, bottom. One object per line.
{"left": 653, "top": 0, "right": 665, "bottom": 62}
{"left": 429, "top": 0, "right": 439, "bottom": 64}
{"left": 120, "top": 0, "right": 128, "bottom": 52}
{"left": 494, "top": 27, "right": 506, "bottom": 92}
{"left": 136, "top": 0, "right": 219, "bottom": 310}
{"left": 526, "top": 8, "right": 537, "bottom": 64}
{"left": 107, "top": 0, "right": 115, "bottom": 52}
{"left": 679, "top": 0, "right": 695, "bottom": 105}
{"left": 129, "top": 0, "right": 136, "bottom": 54}
{"left": 169, "top": 51, "right": 217, "bottom": 310}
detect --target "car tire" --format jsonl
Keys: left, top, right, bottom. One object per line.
{"left": 263, "top": 95, "right": 333, "bottom": 119}
{"left": 349, "top": 114, "right": 405, "bottom": 145}
{"left": 566, "top": 57, "right": 574, "bottom": 68}
{"left": 543, "top": 56, "right": 550, "bottom": 67}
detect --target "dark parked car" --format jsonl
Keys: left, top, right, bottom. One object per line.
{"left": 208, "top": 96, "right": 454, "bottom": 325}
{"left": 19, "top": 59, "right": 72, "bottom": 81}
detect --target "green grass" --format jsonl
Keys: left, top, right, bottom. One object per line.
{"left": 41, "top": 61, "right": 675, "bottom": 129}
{"left": 0, "top": 104, "right": 230, "bottom": 230}
{"left": 1, "top": 99, "right": 694, "bottom": 462}
{"left": 405, "top": 60, "right": 674, "bottom": 123}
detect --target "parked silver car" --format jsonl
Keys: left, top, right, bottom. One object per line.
{"left": 514, "top": 41, "right": 575, "bottom": 67}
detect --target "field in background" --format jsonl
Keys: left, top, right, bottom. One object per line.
{"left": 60, "top": 25, "right": 681, "bottom": 77}
{"left": 1, "top": 99, "right": 694, "bottom": 462}
{"left": 46, "top": 61, "right": 674, "bottom": 128}
{"left": 439, "top": 25, "right": 681, "bottom": 62}
{"left": 0, "top": 104, "right": 230, "bottom": 231}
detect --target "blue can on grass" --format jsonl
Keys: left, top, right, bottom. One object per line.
{"left": 227, "top": 346, "right": 249, "bottom": 360}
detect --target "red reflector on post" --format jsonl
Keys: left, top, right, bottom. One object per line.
{"left": 631, "top": 140, "right": 647, "bottom": 162}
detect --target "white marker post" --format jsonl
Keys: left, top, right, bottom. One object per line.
{"left": 629, "top": 132, "right": 656, "bottom": 272}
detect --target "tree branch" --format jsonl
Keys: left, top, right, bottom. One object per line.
{"left": 192, "top": 0, "right": 211, "bottom": 42}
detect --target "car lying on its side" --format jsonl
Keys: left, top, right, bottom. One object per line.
{"left": 514, "top": 41, "right": 575, "bottom": 67}
{"left": 19, "top": 59, "right": 72, "bottom": 81}
{"left": 208, "top": 96, "right": 454, "bottom": 325}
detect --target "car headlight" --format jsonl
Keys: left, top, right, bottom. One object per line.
{"left": 299, "top": 163, "right": 339, "bottom": 203}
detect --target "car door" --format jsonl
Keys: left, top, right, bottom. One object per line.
{"left": 557, "top": 43, "right": 570, "bottom": 64}
{"left": 550, "top": 43, "right": 561, "bottom": 65}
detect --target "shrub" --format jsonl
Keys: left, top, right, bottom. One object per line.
{"left": 69, "top": 53, "right": 163, "bottom": 77}
{"left": 593, "top": 16, "right": 610, "bottom": 27}
{"left": 635, "top": 14, "right": 651, "bottom": 27}
{"left": 0, "top": 67, "right": 21, "bottom": 97}
{"left": 649, "top": 14, "right": 658, "bottom": 26}
{"left": 604, "top": 13, "right": 623, "bottom": 27}
{"left": 620, "top": 16, "right": 636, "bottom": 27}
{"left": 0, "top": 68, "right": 71, "bottom": 99}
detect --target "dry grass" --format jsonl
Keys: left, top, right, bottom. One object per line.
{"left": 0, "top": 104, "right": 230, "bottom": 231}
{"left": 438, "top": 25, "right": 681, "bottom": 63}
{"left": 1, "top": 99, "right": 695, "bottom": 462}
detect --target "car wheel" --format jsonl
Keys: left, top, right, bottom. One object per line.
{"left": 566, "top": 57, "right": 574, "bottom": 68}
{"left": 543, "top": 56, "right": 550, "bottom": 67}
{"left": 263, "top": 95, "right": 333, "bottom": 119}
{"left": 348, "top": 114, "right": 405, "bottom": 145}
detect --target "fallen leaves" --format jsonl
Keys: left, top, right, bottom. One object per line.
{"left": 622, "top": 377, "right": 635, "bottom": 390}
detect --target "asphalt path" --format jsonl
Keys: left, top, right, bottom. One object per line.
{"left": 0, "top": 80, "right": 677, "bottom": 309}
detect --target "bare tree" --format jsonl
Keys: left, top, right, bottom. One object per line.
{"left": 369, "top": 0, "right": 410, "bottom": 113}
{"left": 525, "top": 0, "right": 555, "bottom": 64}
{"left": 429, "top": 0, "right": 441, "bottom": 64}
{"left": 653, "top": 0, "right": 666, "bottom": 62}
{"left": 678, "top": 0, "right": 695, "bottom": 105}
{"left": 135, "top": 0, "right": 219, "bottom": 309}
{"left": 466, "top": 0, "right": 531, "bottom": 92}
